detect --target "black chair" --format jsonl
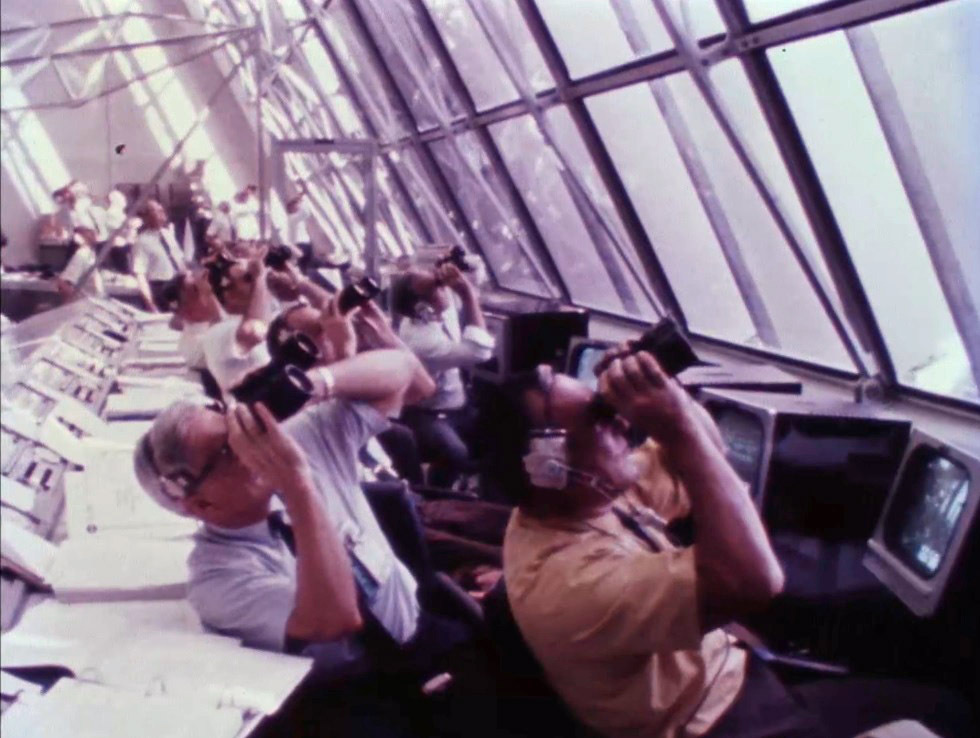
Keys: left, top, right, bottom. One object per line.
{"left": 361, "top": 480, "right": 484, "bottom": 631}
{"left": 482, "top": 578, "right": 602, "bottom": 738}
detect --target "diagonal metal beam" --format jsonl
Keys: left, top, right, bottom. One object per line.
{"left": 715, "top": 0, "right": 892, "bottom": 383}
{"left": 1, "top": 27, "right": 255, "bottom": 66}
{"left": 847, "top": 24, "right": 980, "bottom": 393}
{"left": 651, "top": 0, "right": 870, "bottom": 375}
{"left": 348, "top": 0, "right": 564, "bottom": 297}
{"left": 1, "top": 12, "right": 241, "bottom": 35}
{"left": 301, "top": 0, "right": 507, "bottom": 291}
{"left": 510, "top": 0, "right": 682, "bottom": 321}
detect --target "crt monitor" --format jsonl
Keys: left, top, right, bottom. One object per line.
{"left": 865, "top": 428, "right": 980, "bottom": 617}
{"left": 701, "top": 389, "right": 911, "bottom": 599}
{"left": 565, "top": 337, "right": 614, "bottom": 390}
{"left": 505, "top": 309, "right": 589, "bottom": 375}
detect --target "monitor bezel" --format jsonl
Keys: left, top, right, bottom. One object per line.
{"left": 564, "top": 337, "right": 615, "bottom": 386}
{"left": 865, "top": 427, "right": 980, "bottom": 617}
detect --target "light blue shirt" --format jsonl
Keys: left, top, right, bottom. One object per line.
{"left": 187, "top": 399, "right": 420, "bottom": 656}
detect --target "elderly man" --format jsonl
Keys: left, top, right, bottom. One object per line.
{"left": 132, "top": 337, "right": 447, "bottom": 678}
{"left": 391, "top": 260, "right": 495, "bottom": 488}
{"left": 497, "top": 352, "right": 972, "bottom": 738}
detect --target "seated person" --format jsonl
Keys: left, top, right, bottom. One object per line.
{"left": 498, "top": 350, "right": 973, "bottom": 738}
{"left": 133, "top": 199, "right": 187, "bottom": 312}
{"left": 131, "top": 342, "right": 467, "bottom": 686}
{"left": 55, "top": 228, "right": 104, "bottom": 299}
{"left": 392, "top": 260, "right": 495, "bottom": 487}
{"left": 202, "top": 251, "right": 275, "bottom": 397}
{"left": 268, "top": 296, "right": 431, "bottom": 485}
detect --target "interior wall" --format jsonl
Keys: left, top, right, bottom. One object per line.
{"left": 0, "top": 0, "right": 259, "bottom": 265}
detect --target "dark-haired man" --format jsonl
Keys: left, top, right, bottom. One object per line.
{"left": 392, "top": 261, "right": 494, "bottom": 488}
{"left": 500, "top": 353, "right": 973, "bottom": 738}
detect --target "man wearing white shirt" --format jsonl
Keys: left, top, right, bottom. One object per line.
{"left": 231, "top": 186, "right": 260, "bottom": 242}
{"left": 285, "top": 182, "right": 314, "bottom": 271}
{"left": 393, "top": 260, "right": 495, "bottom": 487}
{"left": 132, "top": 199, "right": 187, "bottom": 312}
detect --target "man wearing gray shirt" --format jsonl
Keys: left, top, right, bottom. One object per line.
{"left": 132, "top": 344, "right": 437, "bottom": 677}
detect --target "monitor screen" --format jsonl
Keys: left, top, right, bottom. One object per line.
{"left": 886, "top": 450, "right": 971, "bottom": 578}
{"left": 713, "top": 406, "right": 766, "bottom": 493}
{"left": 565, "top": 338, "right": 614, "bottom": 390}
{"left": 507, "top": 310, "right": 589, "bottom": 375}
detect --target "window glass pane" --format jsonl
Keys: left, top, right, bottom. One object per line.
{"left": 663, "top": 0, "right": 724, "bottom": 39}
{"left": 665, "top": 73, "right": 852, "bottom": 367}
{"left": 323, "top": 2, "right": 412, "bottom": 141}
{"left": 429, "top": 133, "right": 551, "bottom": 295}
{"left": 489, "top": 115, "right": 649, "bottom": 315}
{"left": 424, "top": 0, "right": 519, "bottom": 110}
{"left": 386, "top": 146, "right": 462, "bottom": 247}
{"left": 587, "top": 84, "right": 755, "bottom": 340}
{"left": 535, "top": 0, "right": 672, "bottom": 79}
{"left": 743, "top": 0, "right": 829, "bottom": 23}
{"left": 481, "top": 0, "right": 554, "bottom": 93}
{"left": 542, "top": 106, "right": 658, "bottom": 318}
{"left": 355, "top": 0, "right": 465, "bottom": 132}
{"left": 769, "top": 2, "right": 979, "bottom": 401}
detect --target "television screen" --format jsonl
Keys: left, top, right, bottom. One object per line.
{"left": 886, "top": 451, "right": 971, "bottom": 578}
{"left": 565, "top": 338, "right": 614, "bottom": 390}
{"left": 507, "top": 310, "right": 589, "bottom": 375}
{"left": 865, "top": 429, "right": 980, "bottom": 617}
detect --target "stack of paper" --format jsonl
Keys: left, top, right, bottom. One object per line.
{"left": 0, "top": 678, "right": 247, "bottom": 738}
{"left": 63, "top": 452, "right": 199, "bottom": 540}
{"left": 1, "top": 618, "right": 311, "bottom": 716}
{"left": 0, "top": 525, "right": 192, "bottom": 601}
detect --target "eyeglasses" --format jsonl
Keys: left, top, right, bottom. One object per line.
{"left": 165, "top": 441, "right": 231, "bottom": 499}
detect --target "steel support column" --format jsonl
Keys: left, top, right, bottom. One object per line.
{"left": 716, "top": 0, "right": 894, "bottom": 384}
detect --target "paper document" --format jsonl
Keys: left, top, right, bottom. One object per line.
{"left": 64, "top": 457, "right": 199, "bottom": 540}
{"left": 0, "top": 677, "right": 245, "bottom": 738}
{"left": 1, "top": 625, "right": 310, "bottom": 716}
{"left": 1, "top": 476, "right": 37, "bottom": 515}
{"left": 0, "top": 526, "right": 192, "bottom": 602}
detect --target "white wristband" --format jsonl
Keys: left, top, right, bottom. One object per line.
{"left": 311, "top": 366, "right": 336, "bottom": 400}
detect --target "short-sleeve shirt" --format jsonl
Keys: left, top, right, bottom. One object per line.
{"left": 399, "top": 301, "right": 495, "bottom": 411}
{"left": 503, "top": 454, "right": 746, "bottom": 738}
{"left": 201, "top": 318, "right": 271, "bottom": 396}
{"left": 286, "top": 200, "right": 312, "bottom": 245}
{"left": 132, "top": 227, "right": 185, "bottom": 281}
{"left": 187, "top": 399, "right": 420, "bottom": 655}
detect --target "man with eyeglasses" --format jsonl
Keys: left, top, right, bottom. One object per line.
{"left": 131, "top": 339, "right": 446, "bottom": 685}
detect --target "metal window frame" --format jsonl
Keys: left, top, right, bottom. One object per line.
{"left": 346, "top": 0, "right": 565, "bottom": 299}
{"left": 846, "top": 23, "right": 980, "bottom": 395}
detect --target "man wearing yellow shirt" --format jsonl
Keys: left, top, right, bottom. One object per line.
{"left": 500, "top": 352, "right": 972, "bottom": 738}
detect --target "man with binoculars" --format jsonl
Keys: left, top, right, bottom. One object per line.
{"left": 391, "top": 248, "right": 495, "bottom": 489}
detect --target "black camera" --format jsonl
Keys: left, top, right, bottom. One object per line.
{"left": 231, "top": 333, "right": 320, "bottom": 421}
{"left": 435, "top": 245, "right": 473, "bottom": 273}
{"left": 628, "top": 316, "right": 700, "bottom": 377}
{"left": 337, "top": 276, "right": 381, "bottom": 314}
{"left": 264, "top": 244, "right": 294, "bottom": 271}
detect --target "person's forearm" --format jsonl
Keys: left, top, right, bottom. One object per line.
{"left": 244, "top": 272, "right": 272, "bottom": 324}
{"left": 457, "top": 285, "right": 486, "bottom": 330}
{"left": 297, "top": 276, "right": 331, "bottom": 310}
{"left": 283, "top": 481, "right": 361, "bottom": 641}
{"left": 667, "top": 424, "right": 784, "bottom": 621}
{"left": 328, "top": 348, "right": 418, "bottom": 403}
